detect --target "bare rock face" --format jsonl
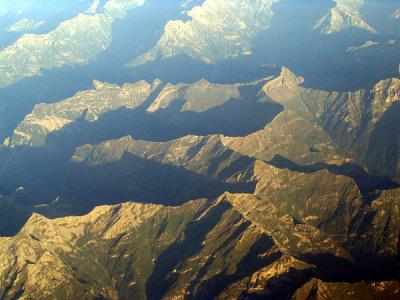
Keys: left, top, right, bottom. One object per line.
{"left": 0, "top": 0, "right": 145, "bottom": 88}
{"left": 1, "top": 67, "right": 400, "bottom": 298}
{"left": 70, "top": 133, "right": 400, "bottom": 262}
{"left": 262, "top": 67, "right": 338, "bottom": 122}
{"left": 71, "top": 134, "right": 256, "bottom": 187}
{"left": 5, "top": 79, "right": 161, "bottom": 147}
{"left": 351, "top": 188, "right": 400, "bottom": 257}
{"left": 218, "top": 256, "right": 315, "bottom": 299}
{"left": 0, "top": 13, "right": 112, "bottom": 88}
{"left": 0, "top": 195, "right": 316, "bottom": 300}
{"left": 0, "top": 0, "right": 398, "bottom": 297}
{"left": 314, "top": 0, "right": 377, "bottom": 34}
{"left": 252, "top": 161, "right": 363, "bottom": 242}
{"left": 4, "top": 77, "right": 275, "bottom": 148}
{"left": 129, "top": 0, "right": 282, "bottom": 67}
{"left": 147, "top": 79, "right": 241, "bottom": 113}
{"left": 221, "top": 109, "right": 347, "bottom": 166}
{"left": 319, "top": 78, "right": 400, "bottom": 180}
{"left": 263, "top": 67, "right": 400, "bottom": 181}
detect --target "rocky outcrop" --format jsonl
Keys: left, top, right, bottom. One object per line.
{"left": 263, "top": 67, "right": 400, "bottom": 181}
{"left": 221, "top": 109, "right": 347, "bottom": 166}
{"left": 7, "top": 18, "right": 45, "bottom": 33}
{"left": 147, "top": 79, "right": 241, "bottom": 113}
{"left": 129, "top": 0, "right": 282, "bottom": 67}
{"left": 0, "top": 0, "right": 145, "bottom": 88}
{"left": 3, "top": 76, "right": 281, "bottom": 148}
{"left": 71, "top": 133, "right": 400, "bottom": 261}
{"left": 0, "top": 67, "right": 399, "bottom": 298}
{"left": 314, "top": 0, "right": 377, "bottom": 34}
{"left": 0, "top": 195, "right": 314, "bottom": 300}
{"left": 72, "top": 134, "right": 255, "bottom": 186}
{"left": 351, "top": 188, "right": 400, "bottom": 257}
{"left": 5, "top": 79, "right": 161, "bottom": 147}
{"left": 252, "top": 161, "right": 363, "bottom": 243}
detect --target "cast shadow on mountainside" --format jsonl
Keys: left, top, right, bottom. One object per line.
{"left": 269, "top": 155, "right": 400, "bottom": 201}
{"left": 0, "top": 82, "right": 281, "bottom": 230}
{"left": 0, "top": 0, "right": 220, "bottom": 142}
{"left": 249, "top": 0, "right": 400, "bottom": 91}
{"left": 0, "top": 0, "right": 286, "bottom": 144}
{"left": 61, "top": 151, "right": 255, "bottom": 210}
{"left": 42, "top": 85, "right": 283, "bottom": 145}
{"left": 0, "top": 68, "right": 94, "bottom": 142}
{"left": 0, "top": 146, "right": 255, "bottom": 220}
{"left": 366, "top": 101, "right": 400, "bottom": 179}
{"left": 0, "top": 192, "right": 31, "bottom": 236}
{"left": 0, "top": 54, "right": 282, "bottom": 144}
{"left": 130, "top": 52, "right": 281, "bottom": 87}
{"left": 193, "top": 236, "right": 284, "bottom": 300}
{"left": 303, "top": 252, "right": 400, "bottom": 284}
{"left": 146, "top": 201, "right": 283, "bottom": 300}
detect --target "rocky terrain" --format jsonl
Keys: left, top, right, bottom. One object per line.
{"left": 1, "top": 186, "right": 400, "bottom": 299}
{"left": 263, "top": 67, "right": 400, "bottom": 181}
{"left": 7, "top": 18, "right": 45, "bottom": 33}
{"left": 0, "top": 194, "right": 316, "bottom": 300}
{"left": 129, "top": 0, "right": 281, "bottom": 67}
{"left": 314, "top": 0, "right": 376, "bottom": 34}
{"left": 0, "top": 66, "right": 399, "bottom": 298}
{"left": 0, "top": 0, "right": 144, "bottom": 88}
{"left": 5, "top": 79, "right": 162, "bottom": 147}
{"left": 0, "top": 1, "right": 399, "bottom": 299}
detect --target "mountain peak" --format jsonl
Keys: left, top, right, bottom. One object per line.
{"left": 195, "top": 79, "right": 210, "bottom": 86}
{"left": 263, "top": 67, "right": 304, "bottom": 92}
{"left": 92, "top": 80, "right": 119, "bottom": 90}
{"left": 279, "top": 67, "right": 305, "bottom": 85}
{"left": 314, "top": 1, "right": 377, "bottom": 34}
{"left": 20, "top": 212, "right": 49, "bottom": 235}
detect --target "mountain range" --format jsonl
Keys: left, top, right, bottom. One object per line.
{"left": 0, "top": 0, "right": 399, "bottom": 299}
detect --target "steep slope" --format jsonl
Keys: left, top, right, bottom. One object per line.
{"left": 0, "top": 132, "right": 257, "bottom": 221}
{"left": 146, "top": 79, "right": 242, "bottom": 113}
{"left": 0, "top": 195, "right": 316, "bottom": 300}
{"left": 0, "top": 0, "right": 145, "bottom": 88}
{"left": 3, "top": 77, "right": 281, "bottom": 147}
{"left": 2, "top": 189, "right": 399, "bottom": 299}
{"left": 72, "top": 135, "right": 400, "bottom": 263}
{"left": 5, "top": 79, "right": 161, "bottom": 147}
{"left": 314, "top": 0, "right": 376, "bottom": 34}
{"left": 2, "top": 70, "right": 399, "bottom": 233}
{"left": 263, "top": 67, "right": 400, "bottom": 181}
{"left": 129, "top": 0, "right": 282, "bottom": 67}
{"left": 0, "top": 2, "right": 399, "bottom": 299}
{"left": 72, "top": 135, "right": 253, "bottom": 183}
{"left": 1, "top": 103, "right": 400, "bottom": 298}
{"left": 221, "top": 109, "right": 347, "bottom": 166}
{"left": 252, "top": 161, "right": 363, "bottom": 242}
{"left": 352, "top": 188, "right": 400, "bottom": 258}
